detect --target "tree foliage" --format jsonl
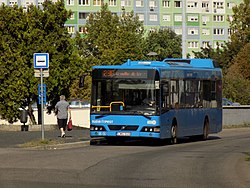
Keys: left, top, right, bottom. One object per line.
{"left": 85, "top": 4, "right": 145, "bottom": 66}
{"left": 193, "top": 0, "right": 250, "bottom": 104}
{"left": 0, "top": 1, "right": 81, "bottom": 123}
{"left": 143, "top": 28, "right": 182, "bottom": 60}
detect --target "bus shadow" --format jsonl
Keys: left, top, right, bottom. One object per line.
{"left": 90, "top": 136, "right": 221, "bottom": 147}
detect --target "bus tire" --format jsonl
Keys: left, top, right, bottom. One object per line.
{"left": 170, "top": 125, "right": 177, "bottom": 144}
{"left": 202, "top": 119, "right": 209, "bottom": 140}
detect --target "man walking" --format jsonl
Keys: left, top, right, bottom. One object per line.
{"left": 55, "top": 95, "right": 71, "bottom": 138}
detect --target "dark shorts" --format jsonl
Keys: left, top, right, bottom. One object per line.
{"left": 57, "top": 119, "right": 68, "bottom": 131}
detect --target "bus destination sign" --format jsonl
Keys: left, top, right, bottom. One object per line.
{"left": 102, "top": 69, "right": 148, "bottom": 79}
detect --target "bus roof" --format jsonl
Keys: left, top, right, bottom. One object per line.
{"left": 93, "top": 58, "right": 219, "bottom": 70}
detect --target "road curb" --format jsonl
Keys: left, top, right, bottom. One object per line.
{"left": 25, "top": 140, "right": 91, "bottom": 150}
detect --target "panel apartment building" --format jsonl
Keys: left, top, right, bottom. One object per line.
{"left": 1, "top": 0, "right": 243, "bottom": 57}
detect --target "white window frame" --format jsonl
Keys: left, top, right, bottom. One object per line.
{"left": 136, "top": 0, "right": 144, "bottom": 7}
{"left": 149, "top": 0, "right": 157, "bottom": 7}
{"left": 202, "top": 41, "right": 210, "bottom": 48}
{"left": 187, "top": 1, "right": 198, "bottom": 8}
{"left": 174, "top": 14, "right": 182, "bottom": 22}
{"left": 67, "top": 26, "right": 75, "bottom": 33}
{"left": 213, "top": 2, "right": 224, "bottom": 9}
{"left": 162, "top": 0, "right": 170, "bottom": 8}
{"left": 66, "top": 0, "right": 74, "bottom": 6}
{"left": 109, "top": 0, "right": 117, "bottom": 6}
{"left": 188, "top": 41, "right": 199, "bottom": 48}
{"left": 121, "top": 0, "right": 131, "bottom": 7}
{"left": 70, "top": 13, "right": 75, "bottom": 20}
{"left": 227, "top": 2, "right": 235, "bottom": 9}
{"left": 213, "top": 28, "right": 224, "bottom": 35}
{"left": 163, "top": 14, "right": 171, "bottom": 22}
{"left": 188, "top": 28, "right": 199, "bottom": 35}
{"left": 93, "top": 0, "right": 103, "bottom": 6}
{"left": 79, "top": 0, "right": 90, "bottom": 6}
{"left": 149, "top": 14, "right": 158, "bottom": 22}
{"left": 174, "top": 1, "right": 182, "bottom": 8}
{"left": 213, "top": 15, "right": 224, "bottom": 22}
{"left": 202, "top": 28, "right": 210, "bottom": 35}
{"left": 188, "top": 15, "right": 198, "bottom": 22}
{"left": 136, "top": 13, "right": 144, "bottom": 21}
{"left": 174, "top": 28, "right": 182, "bottom": 35}
{"left": 9, "top": 0, "right": 18, "bottom": 7}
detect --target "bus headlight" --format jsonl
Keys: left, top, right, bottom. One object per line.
{"left": 141, "top": 126, "right": 160, "bottom": 133}
{"left": 90, "top": 125, "right": 106, "bottom": 131}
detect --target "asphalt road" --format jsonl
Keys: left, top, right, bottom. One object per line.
{"left": 0, "top": 128, "right": 250, "bottom": 188}
{"left": 0, "top": 129, "right": 90, "bottom": 148}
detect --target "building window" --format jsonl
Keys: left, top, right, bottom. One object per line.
{"left": 188, "top": 28, "right": 199, "bottom": 35}
{"left": 187, "top": 2, "right": 198, "bottom": 8}
{"left": 149, "top": 14, "right": 158, "bottom": 21}
{"left": 79, "top": 26, "right": 88, "bottom": 34}
{"left": 227, "top": 2, "right": 235, "bottom": 9}
{"left": 174, "top": 14, "right": 182, "bottom": 22}
{"left": 79, "top": 12, "right": 89, "bottom": 19}
{"left": 202, "top": 28, "right": 210, "bottom": 35}
{"left": 213, "top": 2, "right": 224, "bottom": 9}
{"left": 202, "top": 41, "right": 210, "bottom": 48}
{"left": 163, "top": 14, "right": 171, "bottom": 21}
{"left": 162, "top": 0, "right": 170, "bottom": 8}
{"left": 149, "top": 0, "right": 157, "bottom": 7}
{"left": 136, "top": 0, "right": 144, "bottom": 7}
{"left": 174, "top": 1, "right": 181, "bottom": 8}
{"left": 202, "top": 2, "right": 209, "bottom": 8}
{"left": 70, "top": 13, "right": 75, "bottom": 20}
{"left": 67, "top": 26, "right": 75, "bottom": 33}
{"left": 174, "top": 28, "right": 182, "bottom": 35}
{"left": 93, "top": 0, "right": 104, "bottom": 6}
{"left": 66, "top": 0, "right": 74, "bottom": 5}
{"left": 228, "top": 28, "right": 233, "bottom": 36}
{"left": 214, "top": 41, "right": 224, "bottom": 48}
{"left": 188, "top": 41, "right": 199, "bottom": 48}
{"left": 136, "top": 13, "right": 144, "bottom": 21}
{"left": 9, "top": 0, "right": 17, "bottom": 7}
{"left": 121, "top": 0, "right": 131, "bottom": 6}
{"left": 188, "top": 15, "right": 198, "bottom": 22}
{"left": 213, "top": 28, "right": 224, "bottom": 35}
{"left": 79, "top": 0, "right": 90, "bottom": 6}
{"left": 38, "top": 0, "right": 43, "bottom": 5}
{"left": 149, "top": 28, "right": 157, "bottom": 33}
{"left": 109, "top": 0, "right": 117, "bottom": 6}
{"left": 213, "top": 15, "right": 224, "bottom": 22}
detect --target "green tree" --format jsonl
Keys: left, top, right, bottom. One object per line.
{"left": 223, "top": 43, "right": 250, "bottom": 104}
{"left": 143, "top": 28, "right": 182, "bottom": 60}
{"left": 69, "top": 4, "right": 145, "bottom": 100}
{"left": 0, "top": 1, "right": 81, "bottom": 123}
{"left": 84, "top": 4, "right": 145, "bottom": 66}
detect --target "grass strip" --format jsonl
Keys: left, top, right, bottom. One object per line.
{"left": 18, "top": 139, "right": 64, "bottom": 148}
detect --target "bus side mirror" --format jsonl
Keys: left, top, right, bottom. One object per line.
{"left": 79, "top": 74, "right": 86, "bottom": 88}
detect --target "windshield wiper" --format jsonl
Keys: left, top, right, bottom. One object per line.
{"left": 134, "top": 111, "right": 151, "bottom": 119}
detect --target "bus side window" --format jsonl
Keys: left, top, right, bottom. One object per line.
{"left": 161, "top": 81, "right": 169, "bottom": 111}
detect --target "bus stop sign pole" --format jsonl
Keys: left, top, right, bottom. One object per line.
{"left": 34, "top": 53, "right": 49, "bottom": 140}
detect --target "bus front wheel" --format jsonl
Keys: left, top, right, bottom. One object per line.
{"left": 202, "top": 120, "right": 209, "bottom": 140}
{"left": 170, "top": 125, "right": 177, "bottom": 144}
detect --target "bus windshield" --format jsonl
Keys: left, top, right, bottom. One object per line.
{"left": 91, "top": 69, "right": 160, "bottom": 116}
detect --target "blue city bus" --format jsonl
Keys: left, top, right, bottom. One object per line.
{"left": 90, "top": 58, "right": 222, "bottom": 143}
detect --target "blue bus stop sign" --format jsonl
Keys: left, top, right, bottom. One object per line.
{"left": 34, "top": 53, "right": 49, "bottom": 69}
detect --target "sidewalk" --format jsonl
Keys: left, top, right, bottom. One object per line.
{"left": 0, "top": 127, "right": 91, "bottom": 148}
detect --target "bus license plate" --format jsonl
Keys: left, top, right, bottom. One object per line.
{"left": 116, "top": 132, "right": 131, "bottom": 136}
